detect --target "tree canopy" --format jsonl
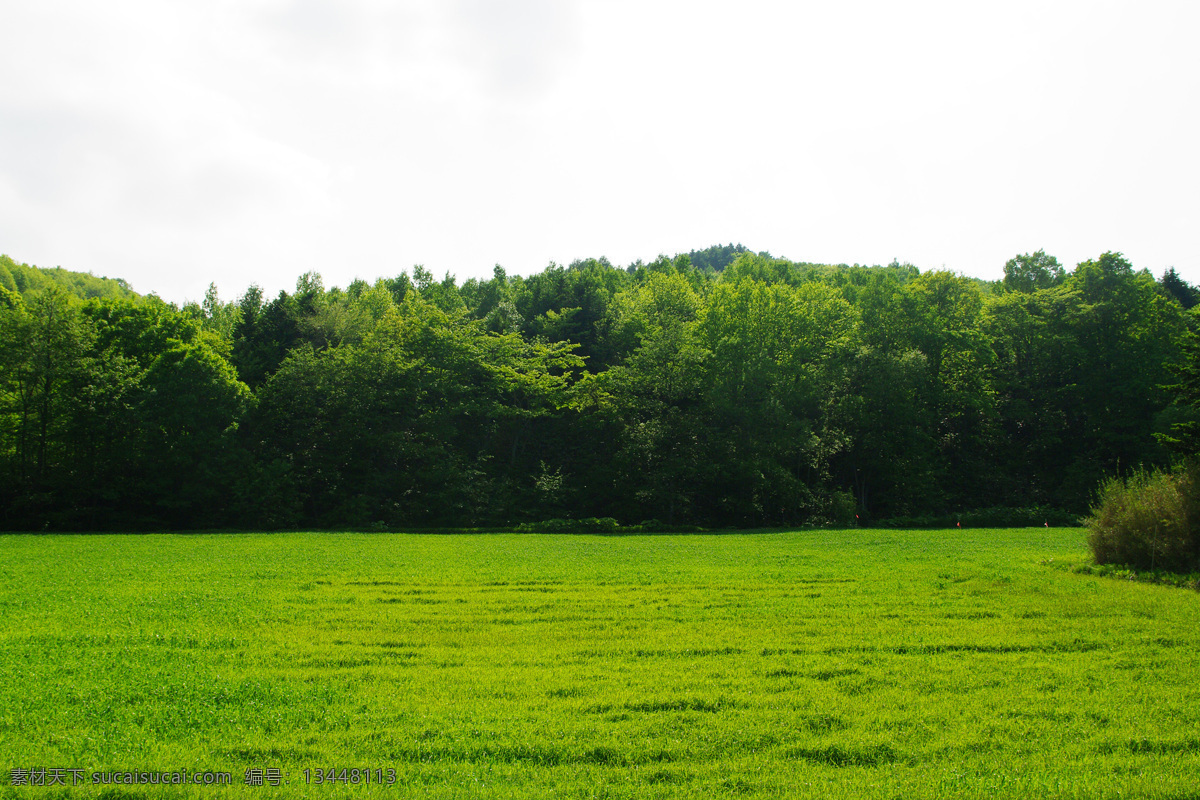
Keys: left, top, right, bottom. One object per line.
{"left": 1, "top": 248, "right": 1195, "bottom": 530}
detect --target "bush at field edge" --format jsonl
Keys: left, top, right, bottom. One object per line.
{"left": 1086, "top": 463, "right": 1200, "bottom": 573}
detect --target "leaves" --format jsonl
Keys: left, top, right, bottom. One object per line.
{"left": 0, "top": 249, "right": 1192, "bottom": 529}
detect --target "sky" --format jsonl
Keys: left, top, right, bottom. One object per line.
{"left": 2, "top": 0, "right": 1198, "bottom": 305}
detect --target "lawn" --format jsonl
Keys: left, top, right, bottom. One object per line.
{"left": 1, "top": 529, "right": 1197, "bottom": 798}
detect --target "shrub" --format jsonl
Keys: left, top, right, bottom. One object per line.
{"left": 876, "top": 506, "right": 1078, "bottom": 529}
{"left": 958, "top": 506, "right": 1080, "bottom": 528}
{"left": 826, "top": 491, "right": 858, "bottom": 527}
{"left": 515, "top": 517, "right": 621, "bottom": 534}
{"left": 1086, "top": 464, "right": 1200, "bottom": 573}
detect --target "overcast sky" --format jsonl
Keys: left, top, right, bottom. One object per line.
{"left": 2, "top": 0, "right": 1198, "bottom": 305}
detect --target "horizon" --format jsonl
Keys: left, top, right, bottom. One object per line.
{"left": 8, "top": 243, "right": 1168, "bottom": 306}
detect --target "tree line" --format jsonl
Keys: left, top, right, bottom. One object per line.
{"left": 2, "top": 247, "right": 1197, "bottom": 531}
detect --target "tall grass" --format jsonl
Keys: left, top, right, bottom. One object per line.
{"left": 1086, "top": 463, "right": 1200, "bottom": 572}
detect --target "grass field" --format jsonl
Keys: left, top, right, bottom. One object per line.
{"left": 1, "top": 529, "right": 1198, "bottom": 799}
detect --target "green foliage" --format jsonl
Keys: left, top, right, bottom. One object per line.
{"left": 699, "top": 279, "right": 857, "bottom": 523}
{"left": 515, "top": 517, "right": 621, "bottom": 533}
{"left": 1161, "top": 267, "right": 1199, "bottom": 309}
{"left": 200, "top": 282, "right": 243, "bottom": 344}
{"left": 1086, "top": 464, "right": 1200, "bottom": 573}
{"left": 0, "top": 254, "right": 137, "bottom": 300}
{"left": 684, "top": 242, "right": 754, "bottom": 273}
{"left": 601, "top": 273, "right": 709, "bottom": 524}
{"left": 880, "top": 506, "right": 1080, "bottom": 529}
{"left": 0, "top": 290, "right": 251, "bottom": 529}
{"left": 0, "top": 290, "right": 93, "bottom": 508}
{"left": 135, "top": 338, "right": 252, "bottom": 525}
{"left": 984, "top": 257, "right": 1186, "bottom": 510}
{"left": 0, "top": 248, "right": 1194, "bottom": 530}
{"left": 1003, "top": 250, "right": 1064, "bottom": 292}
{"left": 246, "top": 293, "right": 585, "bottom": 528}
{"left": 1159, "top": 311, "right": 1200, "bottom": 455}
{"left": 824, "top": 490, "right": 858, "bottom": 527}
{"left": 720, "top": 252, "right": 802, "bottom": 284}
{"left": 231, "top": 289, "right": 307, "bottom": 388}
{"left": 0, "top": 259, "right": 15, "bottom": 292}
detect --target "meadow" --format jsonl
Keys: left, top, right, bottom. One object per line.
{"left": 0, "top": 529, "right": 1197, "bottom": 799}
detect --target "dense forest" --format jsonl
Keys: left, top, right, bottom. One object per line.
{"left": 2, "top": 246, "right": 1198, "bottom": 531}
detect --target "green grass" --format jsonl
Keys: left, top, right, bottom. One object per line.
{"left": 1, "top": 529, "right": 1198, "bottom": 799}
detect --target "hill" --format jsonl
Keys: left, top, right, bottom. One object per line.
{"left": 0, "top": 254, "right": 138, "bottom": 301}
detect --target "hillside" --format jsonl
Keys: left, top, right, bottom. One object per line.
{"left": 0, "top": 254, "right": 138, "bottom": 301}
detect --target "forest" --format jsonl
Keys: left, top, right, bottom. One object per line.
{"left": 2, "top": 246, "right": 1198, "bottom": 531}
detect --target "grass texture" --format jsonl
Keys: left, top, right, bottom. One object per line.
{"left": 0, "top": 529, "right": 1198, "bottom": 798}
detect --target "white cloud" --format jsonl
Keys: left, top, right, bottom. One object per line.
{"left": 1, "top": 0, "right": 1198, "bottom": 302}
{"left": 442, "top": 0, "right": 582, "bottom": 100}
